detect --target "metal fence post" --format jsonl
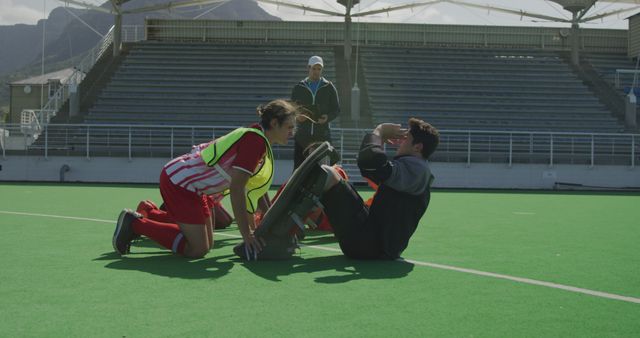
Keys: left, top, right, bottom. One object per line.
{"left": 128, "top": 127, "right": 132, "bottom": 161}
{"left": 340, "top": 130, "right": 344, "bottom": 156}
{"left": 632, "top": 135, "right": 635, "bottom": 168}
{"left": 508, "top": 133, "right": 513, "bottom": 168}
{"left": 86, "top": 127, "right": 90, "bottom": 160}
{"left": 44, "top": 125, "right": 48, "bottom": 160}
{"left": 170, "top": 128, "right": 174, "bottom": 159}
{"left": 1, "top": 131, "right": 4, "bottom": 159}
{"left": 549, "top": 133, "right": 554, "bottom": 168}
{"left": 467, "top": 131, "right": 471, "bottom": 167}
{"left": 590, "top": 135, "right": 595, "bottom": 168}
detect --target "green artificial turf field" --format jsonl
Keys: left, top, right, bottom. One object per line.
{"left": 0, "top": 183, "right": 639, "bottom": 337}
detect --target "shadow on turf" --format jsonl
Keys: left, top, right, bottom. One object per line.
{"left": 298, "top": 230, "right": 336, "bottom": 246}
{"left": 128, "top": 236, "right": 238, "bottom": 250}
{"left": 95, "top": 238, "right": 238, "bottom": 280}
{"left": 235, "top": 255, "right": 415, "bottom": 283}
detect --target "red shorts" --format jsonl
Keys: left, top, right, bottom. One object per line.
{"left": 159, "top": 170, "right": 211, "bottom": 225}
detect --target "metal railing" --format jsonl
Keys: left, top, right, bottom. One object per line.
{"left": 1, "top": 124, "right": 638, "bottom": 168}
{"left": 19, "top": 75, "right": 75, "bottom": 137}
{"left": 122, "top": 25, "right": 145, "bottom": 43}
{"left": 614, "top": 69, "right": 640, "bottom": 89}
{"left": 19, "top": 110, "right": 42, "bottom": 136}
{"left": 77, "top": 26, "right": 115, "bottom": 75}
{"left": 143, "top": 19, "right": 628, "bottom": 52}
{"left": 18, "top": 26, "right": 117, "bottom": 138}
{"left": 431, "top": 129, "right": 638, "bottom": 167}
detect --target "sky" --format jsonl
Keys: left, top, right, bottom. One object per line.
{"left": 0, "top": 0, "right": 65, "bottom": 25}
{"left": 1, "top": 0, "right": 638, "bottom": 29}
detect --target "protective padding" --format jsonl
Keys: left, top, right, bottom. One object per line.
{"left": 254, "top": 141, "right": 336, "bottom": 239}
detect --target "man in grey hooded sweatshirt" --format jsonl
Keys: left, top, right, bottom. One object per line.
{"left": 319, "top": 118, "right": 439, "bottom": 259}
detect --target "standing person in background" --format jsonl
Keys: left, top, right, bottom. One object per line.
{"left": 291, "top": 55, "right": 340, "bottom": 169}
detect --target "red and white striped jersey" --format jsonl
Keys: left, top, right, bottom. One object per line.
{"left": 163, "top": 127, "right": 267, "bottom": 196}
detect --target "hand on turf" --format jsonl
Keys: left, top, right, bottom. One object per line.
{"left": 243, "top": 234, "right": 265, "bottom": 260}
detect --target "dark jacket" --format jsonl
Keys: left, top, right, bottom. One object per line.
{"left": 291, "top": 77, "right": 340, "bottom": 145}
{"left": 357, "top": 133, "right": 434, "bottom": 259}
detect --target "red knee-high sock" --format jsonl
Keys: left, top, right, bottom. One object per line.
{"left": 132, "top": 218, "right": 186, "bottom": 254}
{"left": 146, "top": 208, "right": 174, "bottom": 224}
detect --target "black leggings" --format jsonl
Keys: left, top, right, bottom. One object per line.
{"left": 321, "top": 180, "right": 382, "bottom": 259}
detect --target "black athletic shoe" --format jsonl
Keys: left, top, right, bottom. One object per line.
{"left": 112, "top": 209, "right": 141, "bottom": 255}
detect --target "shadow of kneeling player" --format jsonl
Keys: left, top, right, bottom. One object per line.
{"left": 95, "top": 238, "right": 237, "bottom": 280}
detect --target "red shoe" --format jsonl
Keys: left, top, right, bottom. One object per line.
{"left": 136, "top": 200, "right": 158, "bottom": 218}
{"left": 144, "top": 200, "right": 158, "bottom": 209}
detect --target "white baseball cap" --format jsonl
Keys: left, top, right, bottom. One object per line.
{"left": 308, "top": 55, "right": 324, "bottom": 67}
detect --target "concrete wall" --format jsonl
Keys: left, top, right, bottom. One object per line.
{"left": 431, "top": 162, "right": 639, "bottom": 189}
{"left": 1, "top": 156, "right": 638, "bottom": 190}
{"left": 0, "top": 156, "right": 293, "bottom": 186}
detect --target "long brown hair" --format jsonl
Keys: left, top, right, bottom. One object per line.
{"left": 257, "top": 99, "right": 299, "bottom": 130}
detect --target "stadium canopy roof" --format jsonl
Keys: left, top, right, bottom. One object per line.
{"left": 58, "top": 0, "right": 640, "bottom": 26}
{"left": 251, "top": 0, "right": 640, "bottom": 24}
{"left": 59, "top": 0, "right": 640, "bottom": 61}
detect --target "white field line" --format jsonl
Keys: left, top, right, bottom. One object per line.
{"left": 1, "top": 210, "right": 639, "bottom": 305}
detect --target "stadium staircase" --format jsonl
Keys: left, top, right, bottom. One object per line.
{"left": 360, "top": 46, "right": 624, "bottom": 133}
{"left": 567, "top": 54, "right": 626, "bottom": 122}
{"left": 584, "top": 52, "right": 637, "bottom": 94}
{"left": 582, "top": 52, "right": 640, "bottom": 132}
{"left": 54, "top": 45, "right": 129, "bottom": 123}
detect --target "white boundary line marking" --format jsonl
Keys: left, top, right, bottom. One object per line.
{"left": 2, "top": 210, "right": 639, "bottom": 305}
{"left": 0, "top": 210, "right": 115, "bottom": 223}
{"left": 398, "top": 258, "right": 640, "bottom": 304}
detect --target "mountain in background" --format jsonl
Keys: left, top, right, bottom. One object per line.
{"left": 0, "top": 0, "right": 280, "bottom": 77}
{"left": 0, "top": 7, "right": 85, "bottom": 78}
{"left": 42, "top": 0, "right": 281, "bottom": 70}
{"left": 0, "top": 0, "right": 281, "bottom": 114}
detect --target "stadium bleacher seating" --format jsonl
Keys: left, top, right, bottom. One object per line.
{"left": 84, "top": 42, "right": 337, "bottom": 126}
{"left": 361, "top": 47, "right": 624, "bottom": 133}
{"left": 82, "top": 42, "right": 626, "bottom": 134}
